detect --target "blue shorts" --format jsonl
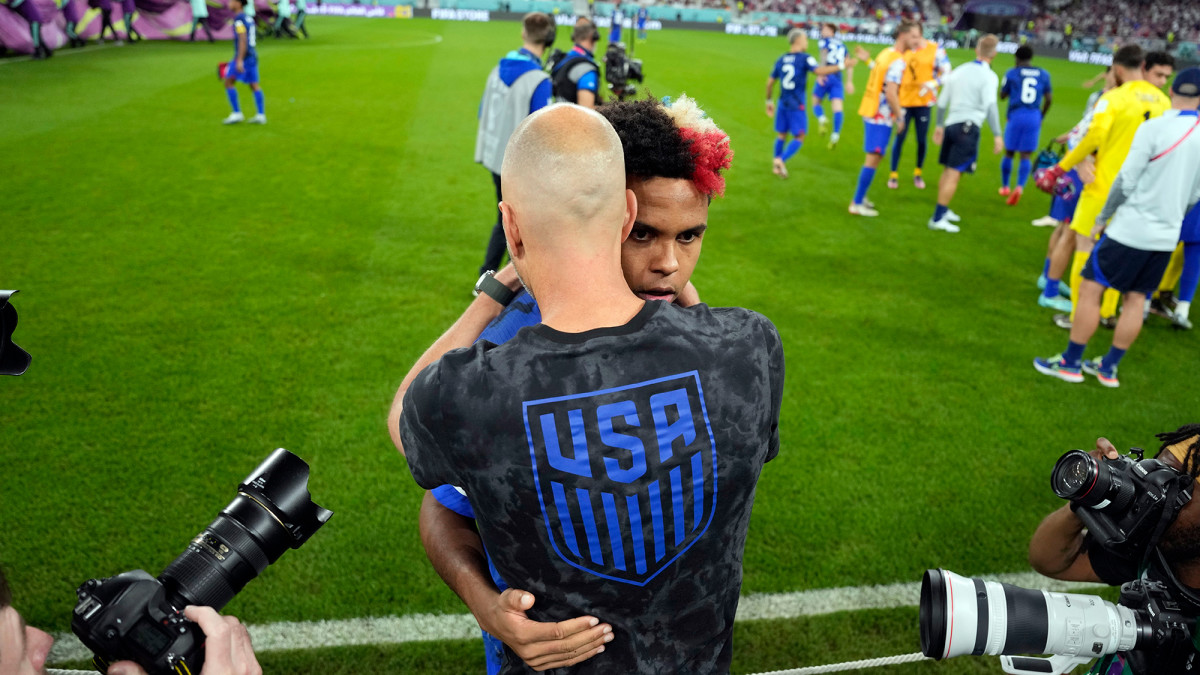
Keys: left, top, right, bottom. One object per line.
{"left": 230, "top": 59, "right": 260, "bottom": 84}
{"left": 1049, "top": 169, "right": 1084, "bottom": 222}
{"left": 775, "top": 105, "right": 807, "bottom": 137}
{"left": 1182, "top": 203, "right": 1200, "bottom": 244}
{"left": 863, "top": 120, "right": 892, "bottom": 156}
{"left": 813, "top": 74, "right": 844, "bottom": 101}
{"left": 1082, "top": 235, "right": 1172, "bottom": 295}
{"left": 1004, "top": 109, "right": 1042, "bottom": 153}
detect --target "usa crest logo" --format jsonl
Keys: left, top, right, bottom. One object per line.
{"left": 523, "top": 372, "right": 717, "bottom": 586}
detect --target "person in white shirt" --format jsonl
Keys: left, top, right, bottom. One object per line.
{"left": 927, "top": 34, "right": 1004, "bottom": 233}
{"left": 1034, "top": 67, "right": 1200, "bottom": 388}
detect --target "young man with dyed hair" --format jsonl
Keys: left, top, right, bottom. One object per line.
{"left": 847, "top": 20, "right": 922, "bottom": 216}
{"left": 389, "top": 96, "right": 757, "bottom": 674}
{"left": 767, "top": 28, "right": 854, "bottom": 178}
{"left": 221, "top": 0, "right": 266, "bottom": 125}
{"left": 889, "top": 31, "right": 950, "bottom": 189}
{"left": 811, "top": 22, "right": 856, "bottom": 148}
{"left": 926, "top": 34, "right": 1004, "bottom": 233}
{"left": 998, "top": 44, "right": 1052, "bottom": 205}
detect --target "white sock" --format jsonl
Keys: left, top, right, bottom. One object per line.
{"left": 1178, "top": 300, "right": 1191, "bottom": 319}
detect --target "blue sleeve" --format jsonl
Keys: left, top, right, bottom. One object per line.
{"left": 1001, "top": 72, "right": 1012, "bottom": 97}
{"left": 431, "top": 484, "right": 476, "bottom": 519}
{"left": 1043, "top": 70, "right": 1052, "bottom": 93}
{"left": 477, "top": 290, "right": 541, "bottom": 345}
{"left": 770, "top": 57, "right": 782, "bottom": 80}
{"left": 578, "top": 69, "right": 598, "bottom": 93}
{"left": 529, "top": 78, "right": 553, "bottom": 114}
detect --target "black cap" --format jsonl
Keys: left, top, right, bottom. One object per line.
{"left": 1173, "top": 67, "right": 1200, "bottom": 97}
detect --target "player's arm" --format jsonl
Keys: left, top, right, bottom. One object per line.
{"left": 576, "top": 66, "right": 598, "bottom": 109}
{"left": 987, "top": 95, "right": 1003, "bottom": 153}
{"left": 764, "top": 76, "right": 776, "bottom": 117}
{"left": 884, "top": 80, "right": 903, "bottom": 131}
{"left": 235, "top": 23, "right": 247, "bottom": 68}
{"left": 1041, "top": 75, "right": 1053, "bottom": 117}
{"left": 388, "top": 266, "right": 523, "bottom": 456}
{"left": 814, "top": 56, "right": 856, "bottom": 76}
{"left": 1057, "top": 97, "right": 1111, "bottom": 171}
{"left": 419, "top": 493, "right": 613, "bottom": 670}
{"left": 933, "top": 76, "right": 953, "bottom": 145}
{"left": 999, "top": 74, "right": 1010, "bottom": 100}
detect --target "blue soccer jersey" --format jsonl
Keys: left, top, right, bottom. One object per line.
{"left": 1002, "top": 66, "right": 1051, "bottom": 116}
{"left": 818, "top": 37, "right": 846, "bottom": 69}
{"left": 636, "top": 6, "right": 647, "bottom": 28}
{"left": 232, "top": 12, "right": 257, "bottom": 63}
{"left": 771, "top": 52, "right": 819, "bottom": 109}
{"left": 610, "top": 7, "right": 623, "bottom": 41}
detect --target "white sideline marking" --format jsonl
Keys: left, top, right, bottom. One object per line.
{"left": 46, "top": 572, "right": 1102, "bottom": 665}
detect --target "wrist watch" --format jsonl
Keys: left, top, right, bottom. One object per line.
{"left": 474, "top": 270, "right": 517, "bottom": 307}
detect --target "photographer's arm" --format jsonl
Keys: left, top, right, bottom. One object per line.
{"left": 1028, "top": 439, "right": 1120, "bottom": 582}
{"left": 577, "top": 89, "right": 596, "bottom": 109}
{"left": 419, "top": 493, "right": 612, "bottom": 671}
{"left": 388, "top": 266, "right": 522, "bottom": 456}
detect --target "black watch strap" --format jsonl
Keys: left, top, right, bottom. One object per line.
{"left": 475, "top": 271, "right": 517, "bottom": 307}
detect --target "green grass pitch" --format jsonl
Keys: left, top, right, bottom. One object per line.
{"left": 1, "top": 16, "right": 1195, "bottom": 674}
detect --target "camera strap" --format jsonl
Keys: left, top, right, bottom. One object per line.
{"left": 1143, "top": 477, "right": 1192, "bottom": 568}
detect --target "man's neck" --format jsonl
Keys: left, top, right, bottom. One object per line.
{"left": 531, "top": 262, "right": 646, "bottom": 334}
{"left": 522, "top": 42, "right": 545, "bottom": 59}
{"left": 1173, "top": 100, "right": 1200, "bottom": 112}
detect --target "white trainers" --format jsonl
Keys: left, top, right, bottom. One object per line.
{"left": 848, "top": 202, "right": 879, "bottom": 217}
{"left": 828, "top": 132, "right": 840, "bottom": 149}
{"left": 222, "top": 112, "right": 244, "bottom": 125}
{"left": 945, "top": 209, "right": 962, "bottom": 223}
{"left": 772, "top": 157, "right": 788, "bottom": 179}
{"left": 928, "top": 217, "right": 960, "bottom": 233}
{"left": 818, "top": 116, "right": 828, "bottom": 135}
{"left": 249, "top": 114, "right": 267, "bottom": 124}
{"left": 1031, "top": 215, "right": 1059, "bottom": 227}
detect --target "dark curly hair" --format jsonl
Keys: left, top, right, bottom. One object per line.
{"left": 1160, "top": 424, "right": 1200, "bottom": 478}
{"left": 597, "top": 96, "right": 733, "bottom": 197}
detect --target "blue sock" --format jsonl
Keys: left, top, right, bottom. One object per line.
{"left": 773, "top": 139, "right": 784, "bottom": 159}
{"left": 253, "top": 89, "right": 265, "bottom": 115}
{"left": 1042, "top": 258, "right": 1051, "bottom": 277}
{"left": 1181, "top": 242, "right": 1200, "bottom": 303}
{"left": 1043, "top": 279, "right": 1060, "bottom": 299}
{"left": 933, "top": 204, "right": 949, "bottom": 222}
{"left": 853, "top": 167, "right": 875, "bottom": 205}
{"left": 814, "top": 103, "right": 825, "bottom": 120}
{"left": 1063, "top": 341, "right": 1086, "bottom": 367}
{"left": 226, "top": 87, "right": 240, "bottom": 113}
{"left": 833, "top": 111, "right": 844, "bottom": 134}
{"left": 1101, "top": 346, "right": 1126, "bottom": 369}
{"left": 1000, "top": 156, "right": 1013, "bottom": 187}
{"left": 1017, "top": 158, "right": 1032, "bottom": 187}
{"left": 782, "top": 139, "right": 802, "bottom": 161}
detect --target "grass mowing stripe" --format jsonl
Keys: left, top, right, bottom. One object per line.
{"left": 46, "top": 572, "right": 1103, "bottom": 665}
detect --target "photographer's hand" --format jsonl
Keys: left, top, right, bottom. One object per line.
{"left": 107, "top": 607, "right": 262, "bottom": 675}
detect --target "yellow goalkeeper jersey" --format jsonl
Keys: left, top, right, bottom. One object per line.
{"left": 1058, "top": 79, "right": 1170, "bottom": 197}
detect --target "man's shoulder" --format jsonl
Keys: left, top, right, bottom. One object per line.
{"left": 656, "top": 303, "right": 779, "bottom": 343}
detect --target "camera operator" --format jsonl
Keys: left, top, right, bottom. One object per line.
{"left": 550, "top": 20, "right": 601, "bottom": 109}
{"left": 1029, "top": 425, "right": 1200, "bottom": 672}
{"left": 0, "top": 568, "right": 262, "bottom": 675}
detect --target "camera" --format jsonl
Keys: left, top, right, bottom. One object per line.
{"left": 0, "top": 289, "right": 31, "bottom": 376}
{"left": 920, "top": 568, "right": 1197, "bottom": 675}
{"left": 1051, "top": 448, "right": 1193, "bottom": 561}
{"left": 604, "top": 42, "right": 643, "bottom": 101}
{"left": 72, "top": 448, "right": 333, "bottom": 675}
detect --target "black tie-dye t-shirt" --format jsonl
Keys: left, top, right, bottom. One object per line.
{"left": 401, "top": 300, "right": 784, "bottom": 674}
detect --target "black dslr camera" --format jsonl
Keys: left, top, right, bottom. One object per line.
{"left": 604, "top": 42, "right": 643, "bottom": 101}
{"left": 1051, "top": 447, "right": 1194, "bottom": 559}
{"left": 72, "top": 449, "right": 333, "bottom": 674}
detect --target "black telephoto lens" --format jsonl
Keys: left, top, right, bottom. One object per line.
{"left": 159, "top": 449, "right": 332, "bottom": 610}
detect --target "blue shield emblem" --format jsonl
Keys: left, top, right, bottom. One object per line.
{"left": 523, "top": 371, "right": 717, "bottom": 586}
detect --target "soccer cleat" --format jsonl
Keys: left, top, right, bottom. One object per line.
{"left": 945, "top": 210, "right": 961, "bottom": 223}
{"left": 222, "top": 112, "right": 244, "bottom": 124}
{"left": 928, "top": 217, "right": 960, "bottom": 233}
{"left": 1099, "top": 316, "right": 1117, "bottom": 330}
{"left": 1053, "top": 313, "right": 1072, "bottom": 329}
{"left": 1038, "top": 274, "right": 1047, "bottom": 291}
{"left": 1169, "top": 310, "right": 1193, "bottom": 330}
{"left": 1032, "top": 215, "right": 1059, "bottom": 227}
{"left": 1006, "top": 186, "right": 1024, "bottom": 206}
{"left": 818, "top": 117, "right": 828, "bottom": 135}
{"left": 848, "top": 202, "right": 879, "bottom": 217}
{"left": 999, "top": 186, "right": 1011, "bottom": 197}
{"left": 772, "top": 157, "right": 788, "bottom": 179}
{"left": 249, "top": 114, "right": 267, "bottom": 124}
{"left": 1082, "top": 358, "right": 1120, "bottom": 388}
{"left": 887, "top": 176, "right": 899, "bottom": 189}
{"left": 1038, "top": 294, "right": 1072, "bottom": 312}
{"left": 1033, "top": 354, "right": 1085, "bottom": 383}
{"left": 828, "top": 132, "right": 839, "bottom": 149}
{"left": 862, "top": 198, "right": 876, "bottom": 209}
{"left": 913, "top": 175, "right": 926, "bottom": 189}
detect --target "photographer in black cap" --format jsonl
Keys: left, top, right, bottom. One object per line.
{"left": 1029, "top": 424, "right": 1200, "bottom": 673}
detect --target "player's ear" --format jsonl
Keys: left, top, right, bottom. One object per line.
{"left": 500, "top": 201, "right": 525, "bottom": 261}
{"left": 620, "top": 189, "right": 637, "bottom": 242}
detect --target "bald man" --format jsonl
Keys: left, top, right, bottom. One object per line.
{"left": 395, "top": 104, "right": 784, "bottom": 673}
